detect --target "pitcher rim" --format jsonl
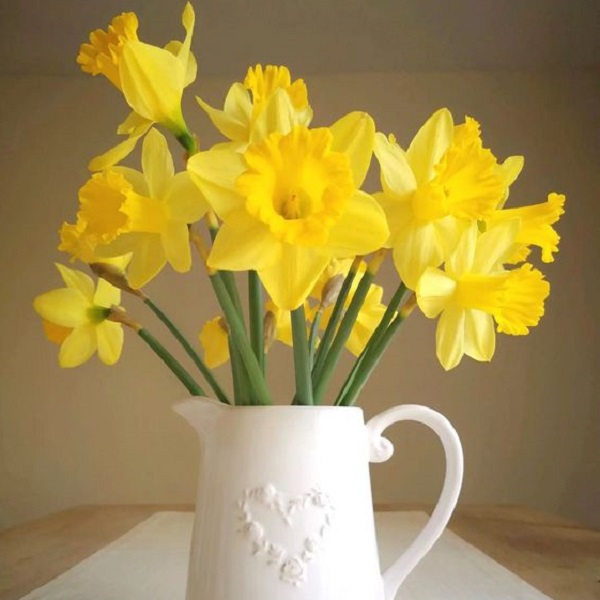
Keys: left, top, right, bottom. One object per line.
{"left": 181, "top": 398, "right": 364, "bottom": 414}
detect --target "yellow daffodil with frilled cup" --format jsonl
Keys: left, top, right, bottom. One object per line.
{"left": 416, "top": 221, "right": 550, "bottom": 370}
{"left": 373, "top": 109, "right": 524, "bottom": 290}
{"left": 78, "top": 3, "right": 198, "bottom": 170}
{"left": 197, "top": 64, "right": 313, "bottom": 150}
{"left": 60, "top": 128, "right": 209, "bottom": 289}
{"left": 188, "top": 112, "right": 388, "bottom": 310}
{"left": 35, "top": 3, "right": 566, "bottom": 413}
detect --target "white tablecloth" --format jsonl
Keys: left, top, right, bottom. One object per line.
{"left": 20, "top": 511, "right": 553, "bottom": 599}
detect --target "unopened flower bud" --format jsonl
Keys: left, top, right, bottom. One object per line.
{"left": 90, "top": 263, "right": 145, "bottom": 298}
{"left": 321, "top": 274, "right": 344, "bottom": 309}
{"left": 263, "top": 311, "right": 276, "bottom": 352}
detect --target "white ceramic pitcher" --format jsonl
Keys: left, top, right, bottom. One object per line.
{"left": 174, "top": 398, "right": 463, "bottom": 600}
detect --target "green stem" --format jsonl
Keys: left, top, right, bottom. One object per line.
{"left": 221, "top": 271, "right": 245, "bottom": 326}
{"left": 371, "top": 283, "right": 408, "bottom": 348}
{"left": 312, "top": 259, "right": 360, "bottom": 383}
{"left": 143, "top": 298, "right": 230, "bottom": 405}
{"left": 137, "top": 328, "right": 204, "bottom": 396}
{"left": 248, "top": 271, "right": 265, "bottom": 373}
{"left": 307, "top": 308, "right": 322, "bottom": 371}
{"left": 291, "top": 305, "right": 313, "bottom": 406}
{"left": 175, "top": 126, "right": 198, "bottom": 155}
{"left": 313, "top": 267, "right": 375, "bottom": 405}
{"left": 336, "top": 313, "right": 406, "bottom": 407}
{"left": 210, "top": 272, "right": 272, "bottom": 405}
{"left": 333, "top": 283, "right": 407, "bottom": 407}
{"left": 229, "top": 340, "right": 249, "bottom": 405}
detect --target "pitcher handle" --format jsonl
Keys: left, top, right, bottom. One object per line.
{"left": 365, "top": 404, "right": 463, "bottom": 600}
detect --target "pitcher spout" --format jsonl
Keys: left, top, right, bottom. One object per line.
{"left": 173, "top": 397, "right": 230, "bottom": 439}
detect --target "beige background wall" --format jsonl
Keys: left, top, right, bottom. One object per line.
{"left": 0, "top": 69, "right": 598, "bottom": 530}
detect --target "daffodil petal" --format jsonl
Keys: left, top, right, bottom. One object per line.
{"left": 464, "top": 309, "right": 495, "bottom": 362}
{"left": 207, "top": 211, "right": 280, "bottom": 271}
{"left": 211, "top": 140, "right": 248, "bottom": 152}
{"left": 224, "top": 82, "right": 253, "bottom": 123}
{"left": 197, "top": 83, "right": 251, "bottom": 142}
{"left": 392, "top": 222, "right": 444, "bottom": 290}
{"left": 406, "top": 108, "right": 453, "bottom": 185}
{"left": 178, "top": 2, "right": 196, "bottom": 80}
{"left": 94, "top": 232, "right": 138, "bottom": 258}
{"left": 111, "top": 166, "right": 149, "bottom": 196}
{"left": 162, "top": 221, "right": 191, "bottom": 272}
{"left": 373, "top": 191, "right": 412, "bottom": 247}
{"left": 117, "top": 111, "right": 151, "bottom": 135}
{"left": 435, "top": 306, "right": 465, "bottom": 371}
{"left": 55, "top": 264, "right": 95, "bottom": 300}
{"left": 120, "top": 42, "right": 185, "bottom": 127}
{"left": 186, "top": 150, "right": 246, "bottom": 218}
{"left": 199, "top": 317, "right": 230, "bottom": 368}
{"left": 96, "top": 321, "right": 124, "bottom": 366}
{"left": 329, "top": 112, "right": 375, "bottom": 189}
{"left": 88, "top": 131, "right": 145, "bottom": 171}
{"left": 34, "top": 289, "right": 89, "bottom": 328}
{"left": 127, "top": 235, "right": 166, "bottom": 288}
{"left": 374, "top": 132, "right": 417, "bottom": 198}
{"left": 432, "top": 216, "right": 471, "bottom": 258}
{"left": 164, "top": 41, "right": 197, "bottom": 87}
{"left": 445, "top": 223, "right": 478, "bottom": 277}
{"left": 471, "top": 219, "right": 520, "bottom": 274}
{"left": 142, "top": 129, "right": 174, "bottom": 198}
{"left": 416, "top": 267, "right": 456, "bottom": 318}
{"left": 259, "top": 245, "right": 330, "bottom": 311}
{"left": 165, "top": 172, "right": 209, "bottom": 223}
{"left": 59, "top": 324, "right": 97, "bottom": 368}
{"left": 495, "top": 155, "right": 524, "bottom": 209}
{"left": 93, "top": 278, "right": 121, "bottom": 308}
{"left": 327, "top": 191, "right": 389, "bottom": 257}
{"left": 250, "top": 88, "right": 297, "bottom": 143}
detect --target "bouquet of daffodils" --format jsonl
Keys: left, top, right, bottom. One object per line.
{"left": 34, "top": 4, "right": 565, "bottom": 407}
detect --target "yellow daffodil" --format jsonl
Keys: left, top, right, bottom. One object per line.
{"left": 197, "top": 64, "right": 313, "bottom": 149}
{"left": 79, "top": 3, "right": 198, "bottom": 170}
{"left": 199, "top": 317, "right": 230, "bottom": 368}
{"left": 416, "top": 222, "right": 550, "bottom": 370}
{"left": 61, "top": 129, "right": 209, "bottom": 288}
{"left": 374, "top": 109, "right": 522, "bottom": 290}
{"left": 188, "top": 112, "right": 388, "bottom": 310}
{"left": 489, "top": 192, "right": 566, "bottom": 264}
{"left": 33, "top": 264, "right": 124, "bottom": 368}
